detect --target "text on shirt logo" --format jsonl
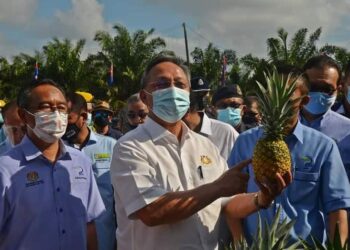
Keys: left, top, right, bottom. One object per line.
{"left": 74, "top": 167, "right": 87, "bottom": 180}
{"left": 26, "top": 171, "right": 44, "bottom": 187}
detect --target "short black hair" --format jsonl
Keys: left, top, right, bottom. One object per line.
{"left": 140, "top": 55, "right": 191, "bottom": 89}
{"left": 1, "top": 100, "right": 18, "bottom": 119}
{"left": 303, "top": 55, "right": 342, "bottom": 85}
{"left": 17, "top": 79, "right": 66, "bottom": 109}
{"left": 66, "top": 92, "right": 87, "bottom": 113}
{"left": 244, "top": 96, "right": 259, "bottom": 108}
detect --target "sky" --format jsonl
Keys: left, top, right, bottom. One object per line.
{"left": 1, "top": 0, "right": 350, "bottom": 61}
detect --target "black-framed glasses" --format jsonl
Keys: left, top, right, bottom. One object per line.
{"left": 127, "top": 111, "right": 148, "bottom": 119}
{"left": 309, "top": 82, "right": 336, "bottom": 95}
{"left": 147, "top": 78, "right": 188, "bottom": 90}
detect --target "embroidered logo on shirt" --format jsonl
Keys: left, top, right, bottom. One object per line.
{"left": 26, "top": 171, "right": 44, "bottom": 187}
{"left": 298, "top": 155, "right": 313, "bottom": 171}
{"left": 94, "top": 153, "right": 111, "bottom": 162}
{"left": 300, "top": 156, "right": 312, "bottom": 164}
{"left": 73, "top": 167, "right": 87, "bottom": 180}
{"left": 200, "top": 155, "right": 212, "bottom": 165}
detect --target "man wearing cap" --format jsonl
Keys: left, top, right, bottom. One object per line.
{"left": 92, "top": 100, "right": 123, "bottom": 140}
{"left": 212, "top": 85, "right": 246, "bottom": 133}
{"left": 110, "top": 55, "right": 291, "bottom": 250}
{"left": 182, "top": 77, "right": 239, "bottom": 160}
{"left": 0, "top": 79, "right": 105, "bottom": 249}
{"left": 0, "top": 101, "right": 26, "bottom": 155}
{"left": 63, "top": 93, "right": 117, "bottom": 250}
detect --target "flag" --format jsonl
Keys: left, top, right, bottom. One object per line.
{"left": 220, "top": 55, "right": 227, "bottom": 86}
{"left": 108, "top": 63, "right": 114, "bottom": 86}
{"left": 34, "top": 62, "right": 39, "bottom": 80}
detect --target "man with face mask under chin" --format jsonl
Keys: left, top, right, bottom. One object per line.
{"left": 92, "top": 101, "right": 122, "bottom": 140}
{"left": 0, "top": 80, "right": 105, "bottom": 250}
{"left": 63, "top": 92, "right": 117, "bottom": 250}
{"left": 300, "top": 55, "right": 350, "bottom": 179}
{"left": 110, "top": 56, "right": 291, "bottom": 250}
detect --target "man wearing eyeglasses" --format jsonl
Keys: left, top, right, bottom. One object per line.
{"left": 125, "top": 93, "right": 149, "bottom": 132}
{"left": 300, "top": 55, "right": 350, "bottom": 179}
{"left": 0, "top": 80, "right": 105, "bottom": 249}
{"left": 111, "top": 56, "right": 291, "bottom": 250}
{"left": 0, "top": 101, "right": 26, "bottom": 155}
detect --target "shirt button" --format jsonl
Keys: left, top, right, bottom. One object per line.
{"left": 56, "top": 187, "right": 60, "bottom": 192}
{"left": 62, "top": 229, "right": 66, "bottom": 234}
{"left": 59, "top": 208, "right": 63, "bottom": 213}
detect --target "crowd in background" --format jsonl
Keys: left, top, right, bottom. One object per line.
{"left": 0, "top": 54, "right": 350, "bottom": 250}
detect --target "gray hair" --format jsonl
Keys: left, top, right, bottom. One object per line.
{"left": 140, "top": 55, "right": 191, "bottom": 89}
{"left": 127, "top": 93, "right": 142, "bottom": 105}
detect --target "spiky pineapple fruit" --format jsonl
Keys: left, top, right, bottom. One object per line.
{"left": 252, "top": 68, "right": 298, "bottom": 182}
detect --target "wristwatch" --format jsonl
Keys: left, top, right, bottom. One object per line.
{"left": 253, "top": 192, "right": 269, "bottom": 210}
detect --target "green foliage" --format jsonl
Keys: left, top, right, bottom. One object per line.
{"left": 190, "top": 43, "right": 237, "bottom": 90}
{"left": 1, "top": 25, "right": 350, "bottom": 105}
{"left": 227, "top": 206, "right": 300, "bottom": 250}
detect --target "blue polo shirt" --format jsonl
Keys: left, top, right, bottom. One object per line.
{"left": 0, "top": 136, "right": 105, "bottom": 250}
{"left": 66, "top": 130, "right": 117, "bottom": 250}
{"left": 300, "top": 110, "right": 350, "bottom": 178}
{"left": 228, "top": 121, "right": 350, "bottom": 244}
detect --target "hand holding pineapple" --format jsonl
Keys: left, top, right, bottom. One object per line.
{"left": 255, "top": 171, "right": 292, "bottom": 209}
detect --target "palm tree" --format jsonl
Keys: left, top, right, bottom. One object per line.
{"left": 94, "top": 24, "right": 167, "bottom": 102}
{"left": 42, "top": 38, "right": 86, "bottom": 91}
{"left": 267, "top": 27, "right": 322, "bottom": 68}
{"left": 190, "top": 43, "right": 237, "bottom": 90}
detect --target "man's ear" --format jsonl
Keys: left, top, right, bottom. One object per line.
{"left": 140, "top": 90, "right": 147, "bottom": 103}
{"left": 301, "top": 95, "right": 310, "bottom": 106}
{"left": 18, "top": 108, "right": 27, "bottom": 123}
{"left": 241, "top": 105, "right": 247, "bottom": 115}
{"left": 81, "top": 112, "right": 88, "bottom": 122}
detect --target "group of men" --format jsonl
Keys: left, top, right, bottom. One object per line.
{"left": 0, "top": 53, "right": 350, "bottom": 250}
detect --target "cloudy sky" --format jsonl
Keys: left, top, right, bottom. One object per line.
{"left": 1, "top": 0, "right": 350, "bottom": 60}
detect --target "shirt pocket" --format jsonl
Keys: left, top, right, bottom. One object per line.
{"left": 289, "top": 171, "right": 320, "bottom": 204}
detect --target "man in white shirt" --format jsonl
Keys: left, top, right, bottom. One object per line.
{"left": 183, "top": 77, "right": 239, "bottom": 160}
{"left": 111, "top": 56, "right": 291, "bottom": 250}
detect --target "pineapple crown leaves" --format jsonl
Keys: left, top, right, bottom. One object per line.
{"left": 254, "top": 67, "right": 301, "bottom": 140}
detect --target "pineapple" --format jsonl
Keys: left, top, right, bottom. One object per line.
{"left": 252, "top": 68, "right": 298, "bottom": 182}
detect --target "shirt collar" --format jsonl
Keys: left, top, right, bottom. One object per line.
{"left": 143, "top": 117, "right": 190, "bottom": 143}
{"left": 199, "top": 113, "right": 212, "bottom": 136}
{"left": 286, "top": 120, "right": 304, "bottom": 144}
{"left": 86, "top": 129, "right": 98, "bottom": 145}
{"left": 21, "top": 135, "right": 71, "bottom": 162}
{"left": 300, "top": 108, "right": 331, "bottom": 127}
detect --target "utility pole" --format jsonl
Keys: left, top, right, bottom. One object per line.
{"left": 182, "top": 22, "right": 190, "bottom": 67}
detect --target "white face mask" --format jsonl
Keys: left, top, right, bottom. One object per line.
{"left": 26, "top": 110, "right": 68, "bottom": 143}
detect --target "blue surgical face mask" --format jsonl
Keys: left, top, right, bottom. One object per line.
{"left": 217, "top": 107, "right": 241, "bottom": 127}
{"left": 147, "top": 87, "right": 190, "bottom": 123}
{"left": 304, "top": 92, "right": 336, "bottom": 115}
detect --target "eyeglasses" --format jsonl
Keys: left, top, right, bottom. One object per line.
{"left": 309, "top": 82, "right": 336, "bottom": 95}
{"left": 147, "top": 78, "right": 189, "bottom": 90}
{"left": 127, "top": 111, "right": 148, "bottom": 119}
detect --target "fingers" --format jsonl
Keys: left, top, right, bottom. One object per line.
{"left": 231, "top": 159, "right": 252, "bottom": 172}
